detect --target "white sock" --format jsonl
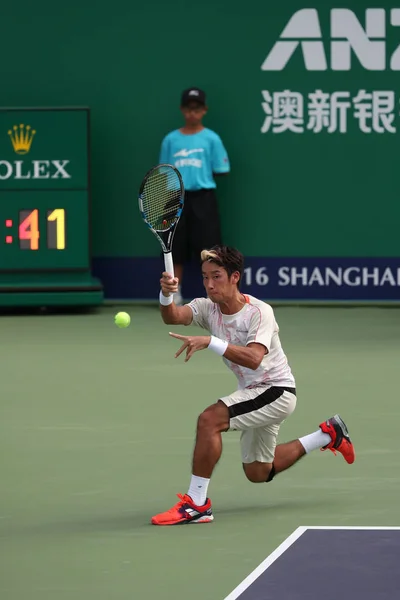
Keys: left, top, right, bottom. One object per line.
{"left": 299, "top": 429, "right": 332, "bottom": 454}
{"left": 187, "top": 475, "right": 210, "bottom": 506}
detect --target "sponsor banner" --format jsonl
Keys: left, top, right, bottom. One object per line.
{"left": 0, "top": 109, "right": 88, "bottom": 189}
{"left": 261, "top": 8, "right": 400, "bottom": 73}
{"left": 92, "top": 257, "right": 400, "bottom": 301}
{"left": 260, "top": 89, "right": 400, "bottom": 135}
{"left": 260, "top": 9, "right": 400, "bottom": 135}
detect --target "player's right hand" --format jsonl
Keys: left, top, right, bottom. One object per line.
{"left": 160, "top": 272, "right": 179, "bottom": 297}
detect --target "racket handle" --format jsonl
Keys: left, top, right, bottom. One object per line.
{"left": 164, "top": 252, "right": 174, "bottom": 279}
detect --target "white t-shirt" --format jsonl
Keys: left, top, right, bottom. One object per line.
{"left": 187, "top": 294, "right": 295, "bottom": 390}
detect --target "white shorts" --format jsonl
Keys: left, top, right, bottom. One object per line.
{"left": 220, "top": 385, "right": 297, "bottom": 464}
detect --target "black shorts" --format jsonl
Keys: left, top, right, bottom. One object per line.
{"left": 171, "top": 189, "right": 222, "bottom": 264}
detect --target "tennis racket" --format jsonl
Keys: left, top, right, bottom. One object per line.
{"left": 138, "top": 163, "right": 184, "bottom": 278}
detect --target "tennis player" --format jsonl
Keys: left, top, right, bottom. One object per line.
{"left": 159, "top": 87, "right": 230, "bottom": 305}
{"left": 151, "top": 245, "right": 355, "bottom": 526}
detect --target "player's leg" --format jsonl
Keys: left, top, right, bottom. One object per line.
{"left": 151, "top": 400, "right": 230, "bottom": 526}
{"left": 242, "top": 424, "right": 306, "bottom": 483}
{"left": 191, "top": 400, "right": 230, "bottom": 477}
{"left": 239, "top": 389, "right": 304, "bottom": 484}
{"left": 298, "top": 414, "right": 355, "bottom": 463}
{"left": 187, "top": 400, "right": 230, "bottom": 498}
{"left": 222, "top": 386, "right": 297, "bottom": 482}
{"left": 243, "top": 414, "right": 355, "bottom": 484}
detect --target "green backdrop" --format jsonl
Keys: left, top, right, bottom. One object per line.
{"left": 1, "top": 0, "right": 399, "bottom": 260}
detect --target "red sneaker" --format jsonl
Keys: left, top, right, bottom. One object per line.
{"left": 320, "top": 414, "right": 355, "bottom": 464}
{"left": 151, "top": 494, "right": 214, "bottom": 526}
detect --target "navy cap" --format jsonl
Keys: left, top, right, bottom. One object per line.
{"left": 181, "top": 87, "right": 206, "bottom": 106}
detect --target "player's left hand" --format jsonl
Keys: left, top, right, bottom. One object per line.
{"left": 169, "top": 332, "right": 211, "bottom": 362}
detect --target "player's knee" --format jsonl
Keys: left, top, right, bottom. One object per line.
{"left": 265, "top": 464, "right": 276, "bottom": 483}
{"left": 244, "top": 470, "right": 261, "bottom": 483}
{"left": 242, "top": 463, "right": 264, "bottom": 483}
{"left": 197, "top": 403, "right": 229, "bottom": 434}
{"left": 243, "top": 462, "right": 274, "bottom": 483}
{"left": 197, "top": 409, "right": 214, "bottom": 433}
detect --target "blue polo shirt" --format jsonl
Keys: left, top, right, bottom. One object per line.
{"left": 159, "top": 128, "right": 230, "bottom": 191}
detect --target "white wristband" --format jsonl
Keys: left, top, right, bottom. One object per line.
{"left": 208, "top": 335, "right": 228, "bottom": 356}
{"left": 159, "top": 290, "right": 173, "bottom": 306}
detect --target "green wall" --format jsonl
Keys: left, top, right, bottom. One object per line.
{"left": 1, "top": 0, "right": 398, "bottom": 258}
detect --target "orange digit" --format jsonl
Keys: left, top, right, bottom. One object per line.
{"left": 19, "top": 209, "right": 39, "bottom": 250}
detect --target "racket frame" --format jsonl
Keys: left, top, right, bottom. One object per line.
{"left": 138, "top": 163, "right": 184, "bottom": 278}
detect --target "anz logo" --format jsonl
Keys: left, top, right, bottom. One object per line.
{"left": 261, "top": 9, "right": 400, "bottom": 71}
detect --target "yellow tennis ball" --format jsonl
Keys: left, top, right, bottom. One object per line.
{"left": 114, "top": 312, "right": 130, "bottom": 328}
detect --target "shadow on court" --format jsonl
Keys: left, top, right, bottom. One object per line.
{"left": 0, "top": 512, "right": 151, "bottom": 538}
{"left": 1, "top": 498, "right": 336, "bottom": 540}
{"left": 1, "top": 498, "right": 345, "bottom": 548}
{"left": 213, "top": 496, "right": 339, "bottom": 519}
{"left": 225, "top": 528, "right": 400, "bottom": 600}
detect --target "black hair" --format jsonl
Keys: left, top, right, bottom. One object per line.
{"left": 200, "top": 245, "right": 244, "bottom": 286}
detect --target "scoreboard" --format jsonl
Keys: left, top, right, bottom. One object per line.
{"left": 0, "top": 107, "right": 103, "bottom": 306}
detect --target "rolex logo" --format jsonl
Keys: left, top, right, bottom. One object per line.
{"left": 8, "top": 124, "right": 36, "bottom": 155}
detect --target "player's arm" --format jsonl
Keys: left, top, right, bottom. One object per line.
{"left": 159, "top": 272, "right": 193, "bottom": 325}
{"left": 168, "top": 334, "right": 266, "bottom": 368}
{"left": 222, "top": 341, "right": 266, "bottom": 370}
{"left": 170, "top": 304, "right": 273, "bottom": 367}
{"left": 208, "top": 304, "right": 272, "bottom": 369}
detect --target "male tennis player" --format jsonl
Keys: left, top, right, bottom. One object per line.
{"left": 159, "top": 87, "right": 230, "bottom": 305}
{"left": 151, "top": 245, "right": 355, "bottom": 526}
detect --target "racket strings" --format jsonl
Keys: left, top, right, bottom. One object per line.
{"left": 142, "top": 168, "right": 182, "bottom": 232}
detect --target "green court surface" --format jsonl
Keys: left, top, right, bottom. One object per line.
{"left": 1, "top": 306, "right": 399, "bottom": 600}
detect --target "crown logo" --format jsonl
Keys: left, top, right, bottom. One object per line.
{"left": 8, "top": 124, "right": 36, "bottom": 155}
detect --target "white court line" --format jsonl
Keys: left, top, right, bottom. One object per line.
{"left": 305, "top": 526, "right": 400, "bottom": 530}
{"left": 223, "top": 526, "right": 400, "bottom": 599}
{"left": 223, "top": 526, "right": 307, "bottom": 600}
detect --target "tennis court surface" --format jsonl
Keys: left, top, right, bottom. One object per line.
{"left": 1, "top": 306, "right": 399, "bottom": 600}
{"left": 225, "top": 527, "right": 400, "bottom": 599}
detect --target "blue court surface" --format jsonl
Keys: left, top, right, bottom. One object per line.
{"left": 224, "top": 527, "right": 400, "bottom": 600}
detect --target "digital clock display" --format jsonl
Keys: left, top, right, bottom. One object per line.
{"left": 8, "top": 209, "right": 66, "bottom": 250}
{"left": 0, "top": 108, "right": 90, "bottom": 272}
